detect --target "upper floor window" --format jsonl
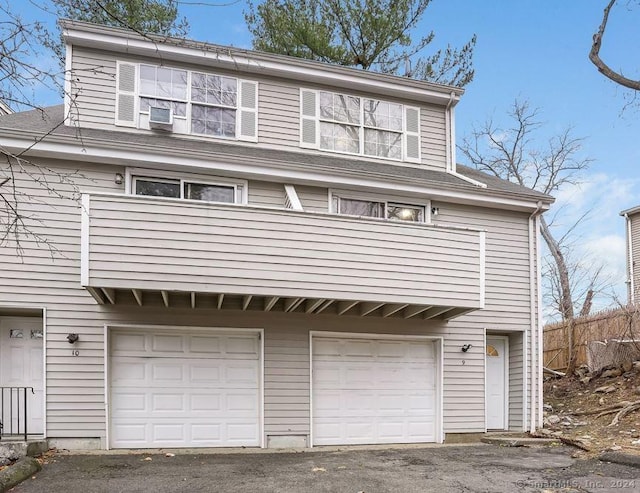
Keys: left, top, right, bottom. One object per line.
{"left": 332, "top": 194, "right": 426, "bottom": 223}
{"left": 301, "top": 89, "right": 421, "bottom": 163}
{"left": 115, "top": 62, "right": 257, "bottom": 142}
{"left": 132, "top": 175, "right": 245, "bottom": 204}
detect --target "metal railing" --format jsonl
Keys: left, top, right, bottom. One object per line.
{"left": 0, "top": 387, "right": 35, "bottom": 441}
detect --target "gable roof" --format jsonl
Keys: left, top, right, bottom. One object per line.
{"left": 60, "top": 19, "right": 462, "bottom": 108}
{"left": 0, "top": 105, "right": 553, "bottom": 207}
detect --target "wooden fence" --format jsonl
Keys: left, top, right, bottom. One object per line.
{"left": 543, "top": 306, "right": 640, "bottom": 371}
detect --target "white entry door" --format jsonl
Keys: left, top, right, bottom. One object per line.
{"left": 0, "top": 317, "right": 45, "bottom": 436}
{"left": 312, "top": 335, "right": 439, "bottom": 446}
{"left": 486, "top": 336, "right": 508, "bottom": 430}
{"left": 109, "top": 328, "right": 261, "bottom": 448}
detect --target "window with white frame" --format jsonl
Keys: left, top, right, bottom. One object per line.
{"left": 332, "top": 194, "right": 426, "bottom": 222}
{"left": 139, "top": 65, "right": 188, "bottom": 118}
{"left": 190, "top": 73, "right": 237, "bottom": 137}
{"left": 116, "top": 61, "right": 257, "bottom": 141}
{"left": 301, "top": 89, "right": 421, "bottom": 162}
{"left": 132, "top": 175, "right": 244, "bottom": 204}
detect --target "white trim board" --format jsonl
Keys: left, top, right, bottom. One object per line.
{"left": 62, "top": 23, "right": 462, "bottom": 107}
{"left": 0, "top": 135, "right": 550, "bottom": 213}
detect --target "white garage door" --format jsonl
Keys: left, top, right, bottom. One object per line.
{"left": 110, "top": 329, "right": 261, "bottom": 448}
{"left": 312, "top": 336, "right": 438, "bottom": 446}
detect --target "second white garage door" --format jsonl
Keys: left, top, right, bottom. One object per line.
{"left": 109, "top": 328, "right": 261, "bottom": 448}
{"left": 312, "top": 335, "right": 439, "bottom": 446}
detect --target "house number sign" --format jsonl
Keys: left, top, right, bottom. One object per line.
{"left": 71, "top": 349, "right": 80, "bottom": 356}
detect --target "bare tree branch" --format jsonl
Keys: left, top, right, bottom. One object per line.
{"left": 458, "top": 98, "right": 608, "bottom": 323}
{"left": 589, "top": 0, "right": 640, "bottom": 91}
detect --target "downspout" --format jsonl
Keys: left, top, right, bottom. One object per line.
{"left": 445, "top": 91, "right": 488, "bottom": 188}
{"left": 625, "top": 214, "right": 634, "bottom": 304}
{"left": 529, "top": 201, "right": 543, "bottom": 433}
{"left": 444, "top": 92, "right": 455, "bottom": 173}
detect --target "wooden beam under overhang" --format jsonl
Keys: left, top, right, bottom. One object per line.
{"left": 132, "top": 289, "right": 143, "bottom": 306}
{"left": 161, "top": 290, "right": 169, "bottom": 307}
{"left": 403, "top": 305, "right": 431, "bottom": 319}
{"left": 422, "top": 306, "right": 452, "bottom": 320}
{"left": 87, "top": 287, "right": 106, "bottom": 304}
{"left": 440, "top": 307, "right": 475, "bottom": 320}
{"left": 242, "top": 295, "right": 252, "bottom": 311}
{"left": 338, "top": 300, "right": 359, "bottom": 315}
{"left": 284, "top": 298, "right": 304, "bottom": 312}
{"left": 360, "top": 302, "right": 384, "bottom": 317}
{"left": 264, "top": 296, "right": 279, "bottom": 311}
{"left": 305, "top": 299, "right": 325, "bottom": 313}
{"left": 314, "top": 299, "right": 335, "bottom": 314}
{"left": 382, "top": 303, "right": 408, "bottom": 318}
{"left": 101, "top": 288, "right": 116, "bottom": 304}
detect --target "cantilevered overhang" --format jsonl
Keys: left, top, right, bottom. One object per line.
{"left": 81, "top": 193, "right": 486, "bottom": 321}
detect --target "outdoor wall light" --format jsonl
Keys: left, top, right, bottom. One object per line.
{"left": 431, "top": 207, "right": 440, "bottom": 216}
{"left": 115, "top": 173, "right": 124, "bottom": 185}
{"left": 67, "top": 333, "right": 80, "bottom": 344}
{"left": 461, "top": 344, "right": 472, "bottom": 353}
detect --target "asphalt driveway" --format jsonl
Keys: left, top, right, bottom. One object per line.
{"left": 10, "top": 444, "right": 640, "bottom": 493}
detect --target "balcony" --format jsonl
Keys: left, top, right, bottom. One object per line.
{"left": 80, "top": 193, "right": 485, "bottom": 320}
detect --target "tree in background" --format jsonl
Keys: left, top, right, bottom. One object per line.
{"left": 458, "top": 99, "right": 611, "bottom": 323}
{"left": 590, "top": 0, "right": 640, "bottom": 92}
{"left": 0, "top": 0, "right": 188, "bottom": 253}
{"left": 49, "top": 0, "right": 189, "bottom": 59}
{"left": 244, "top": 0, "right": 476, "bottom": 87}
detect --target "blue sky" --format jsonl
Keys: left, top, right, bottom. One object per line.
{"left": 16, "top": 0, "right": 640, "bottom": 313}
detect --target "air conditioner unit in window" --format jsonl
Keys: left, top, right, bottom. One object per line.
{"left": 148, "top": 106, "right": 173, "bottom": 130}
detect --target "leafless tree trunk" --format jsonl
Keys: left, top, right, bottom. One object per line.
{"left": 590, "top": 0, "right": 640, "bottom": 91}
{"left": 458, "top": 99, "right": 610, "bottom": 322}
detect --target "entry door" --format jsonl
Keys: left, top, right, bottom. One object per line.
{"left": 485, "top": 336, "right": 508, "bottom": 430}
{"left": 0, "top": 317, "right": 45, "bottom": 435}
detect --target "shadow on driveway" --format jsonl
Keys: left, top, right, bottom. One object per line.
{"left": 10, "top": 444, "right": 640, "bottom": 493}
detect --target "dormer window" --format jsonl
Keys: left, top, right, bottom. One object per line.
{"left": 115, "top": 62, "right": 257, "bottom": 142}
{"left": 300, "top": 89, "right": 421, "bottom": 163}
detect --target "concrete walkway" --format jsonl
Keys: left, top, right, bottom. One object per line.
{"left": 9, "top": 444, "right": 640, "bottom": 493}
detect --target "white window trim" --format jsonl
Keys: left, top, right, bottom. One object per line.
{"left": 126, "top": 167, "right": 248, "bottom": 204}
{"left": 308, "top": 89, "right": 410, "bottom": 162}
{"left": 328, "top": 189, "right": 431, "bottom": 223}
{"left": 135, "top": 63, "right": 254, "bottom": 141}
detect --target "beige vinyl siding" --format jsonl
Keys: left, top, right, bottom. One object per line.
{"left": 420, "top": 105, "right": 447, "bottom": 168}
{"left": 248, "top": 180, "right": 285, "bottom": 208}
{"left": 69, "top": 47, "right": 447, "bottom": 170}
{"left": 297, "top": 185, "right": 328, "bottom": 212}
{"left": 0, "top": 160, "right": 124, "bottom": 437}
{"left": 0, "top": 157, "right": 535, "bottom": 440}
{"left": 508, "top": 332, "right": 524, "bottom": 430}
{"left": 247, "top": 182, "right": 327, "bottom": 212}
{"left": 629, "top": 213, "right": 640, "bottom": 302}
{"left": 70, "top": 47, "right": 117, "bottom": 129}
{"left": 258, "top": 82, "right": 299, "bottom": 149}
{"left": 85, "top": 193, "right": 483, "bottom": 307}
{"left": 432, "top": 201, "right": 534, "bottom": 431}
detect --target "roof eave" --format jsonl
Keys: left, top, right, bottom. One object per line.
{"left": 0, "top": 127, "right": 552, "bottom": 212}
{"left": 60, "top": 19, "right": 463, "bottom": 107}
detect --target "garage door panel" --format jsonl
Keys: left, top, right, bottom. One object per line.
{"left": 110, "top": 329, "right": 261, "bottom": 448}
{"left": 189, "top": 336, "right": 222, "bottom": 354}
{"left": 313, "top": 336, "right": 438, "bottom": 446}
{"left": 152, "top": 334, "right": 184, "bottom": 353}
{"left": 111, "top": 361, "right": 145, "bottom": 382}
